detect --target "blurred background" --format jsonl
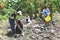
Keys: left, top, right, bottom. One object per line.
{"left": 0, "top": 0, "right": 60, "bottom": 21}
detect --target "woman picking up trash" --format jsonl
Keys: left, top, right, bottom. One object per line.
{"left": 41, "top": 6, "right": 51, "bottom": 30}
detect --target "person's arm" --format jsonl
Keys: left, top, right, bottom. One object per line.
{"left": 47, "top": 8, "right": 50, "bottom": 15}
{"left": 14, "top": 20, "right": 17, "bottom": 29}
{"left": 14, "top": 14, "right": 16, "bottom": 20}
{"left": 42, "top": 9, "right": 46, "bottom": 15}
{"left": 40, "top": 9, "right": 46, "bottom": 15}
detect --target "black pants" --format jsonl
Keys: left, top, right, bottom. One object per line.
{"left": 15, "top": 20, "right": 23, "bottom": 34}
{"left": 9, "top": 17, "right": 15, "bottom": 33}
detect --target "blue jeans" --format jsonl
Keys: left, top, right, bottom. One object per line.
{"left": 9, "top": 17, "right": 15, "bottom": 33}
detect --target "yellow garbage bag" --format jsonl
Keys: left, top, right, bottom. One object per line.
{"left": 44, "top": 15, "right": 51, "bottom": 22}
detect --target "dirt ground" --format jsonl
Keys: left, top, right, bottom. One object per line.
{"left": 0, "top": 13, "right": 60, "bottom": 40}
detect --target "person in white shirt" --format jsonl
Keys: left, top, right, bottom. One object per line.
{"left": 25, "top": 14, "right": 31, "bottom": 23}
{"left": 41, "top": 6, "right": 51, "bottom": 30}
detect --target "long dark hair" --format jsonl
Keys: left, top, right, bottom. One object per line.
{"left": 43, "top": 6, "right": 47, "bottom": 9}
{"left": 11, "top": 13, "right": 17, "bottom": 20}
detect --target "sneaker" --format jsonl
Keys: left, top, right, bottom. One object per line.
{"left": 21, "top": 32, "right": 24, "bottom": 36}
{"left": 17, "top": 34, "right": 20, "bottom": 37}
{"left": 43, "top": 26, "right": 48, "bottom": 30}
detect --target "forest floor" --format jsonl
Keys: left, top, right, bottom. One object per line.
{"left": 0, "top": 13, "right": 60, "bottom": 40}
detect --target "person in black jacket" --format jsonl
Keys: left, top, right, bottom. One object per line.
{"left": 15, "top": 11, "right": 24, "bottom": 36}
{"left": 9, "top": 13, "right": 16, "bottom": 33}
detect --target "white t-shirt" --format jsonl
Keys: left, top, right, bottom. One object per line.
{"left": 42, "top": 8, "right": 50, "bottom": 15}
{"left": 26, "top": 16, "right": 30, "bottom": 22}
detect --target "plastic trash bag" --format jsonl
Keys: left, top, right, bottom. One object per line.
{"left": 44, "top": 15, "right": 51, "bottom": 22}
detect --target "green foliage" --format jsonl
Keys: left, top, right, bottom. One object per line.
{"left": 0, "top": 14, "right": 8, "bottom": 20}
{"left": 0, "top": 0, "right": 60, "bottom": 21}
{"left": 0, "top": 0, "right": 2, "bottom": 3}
